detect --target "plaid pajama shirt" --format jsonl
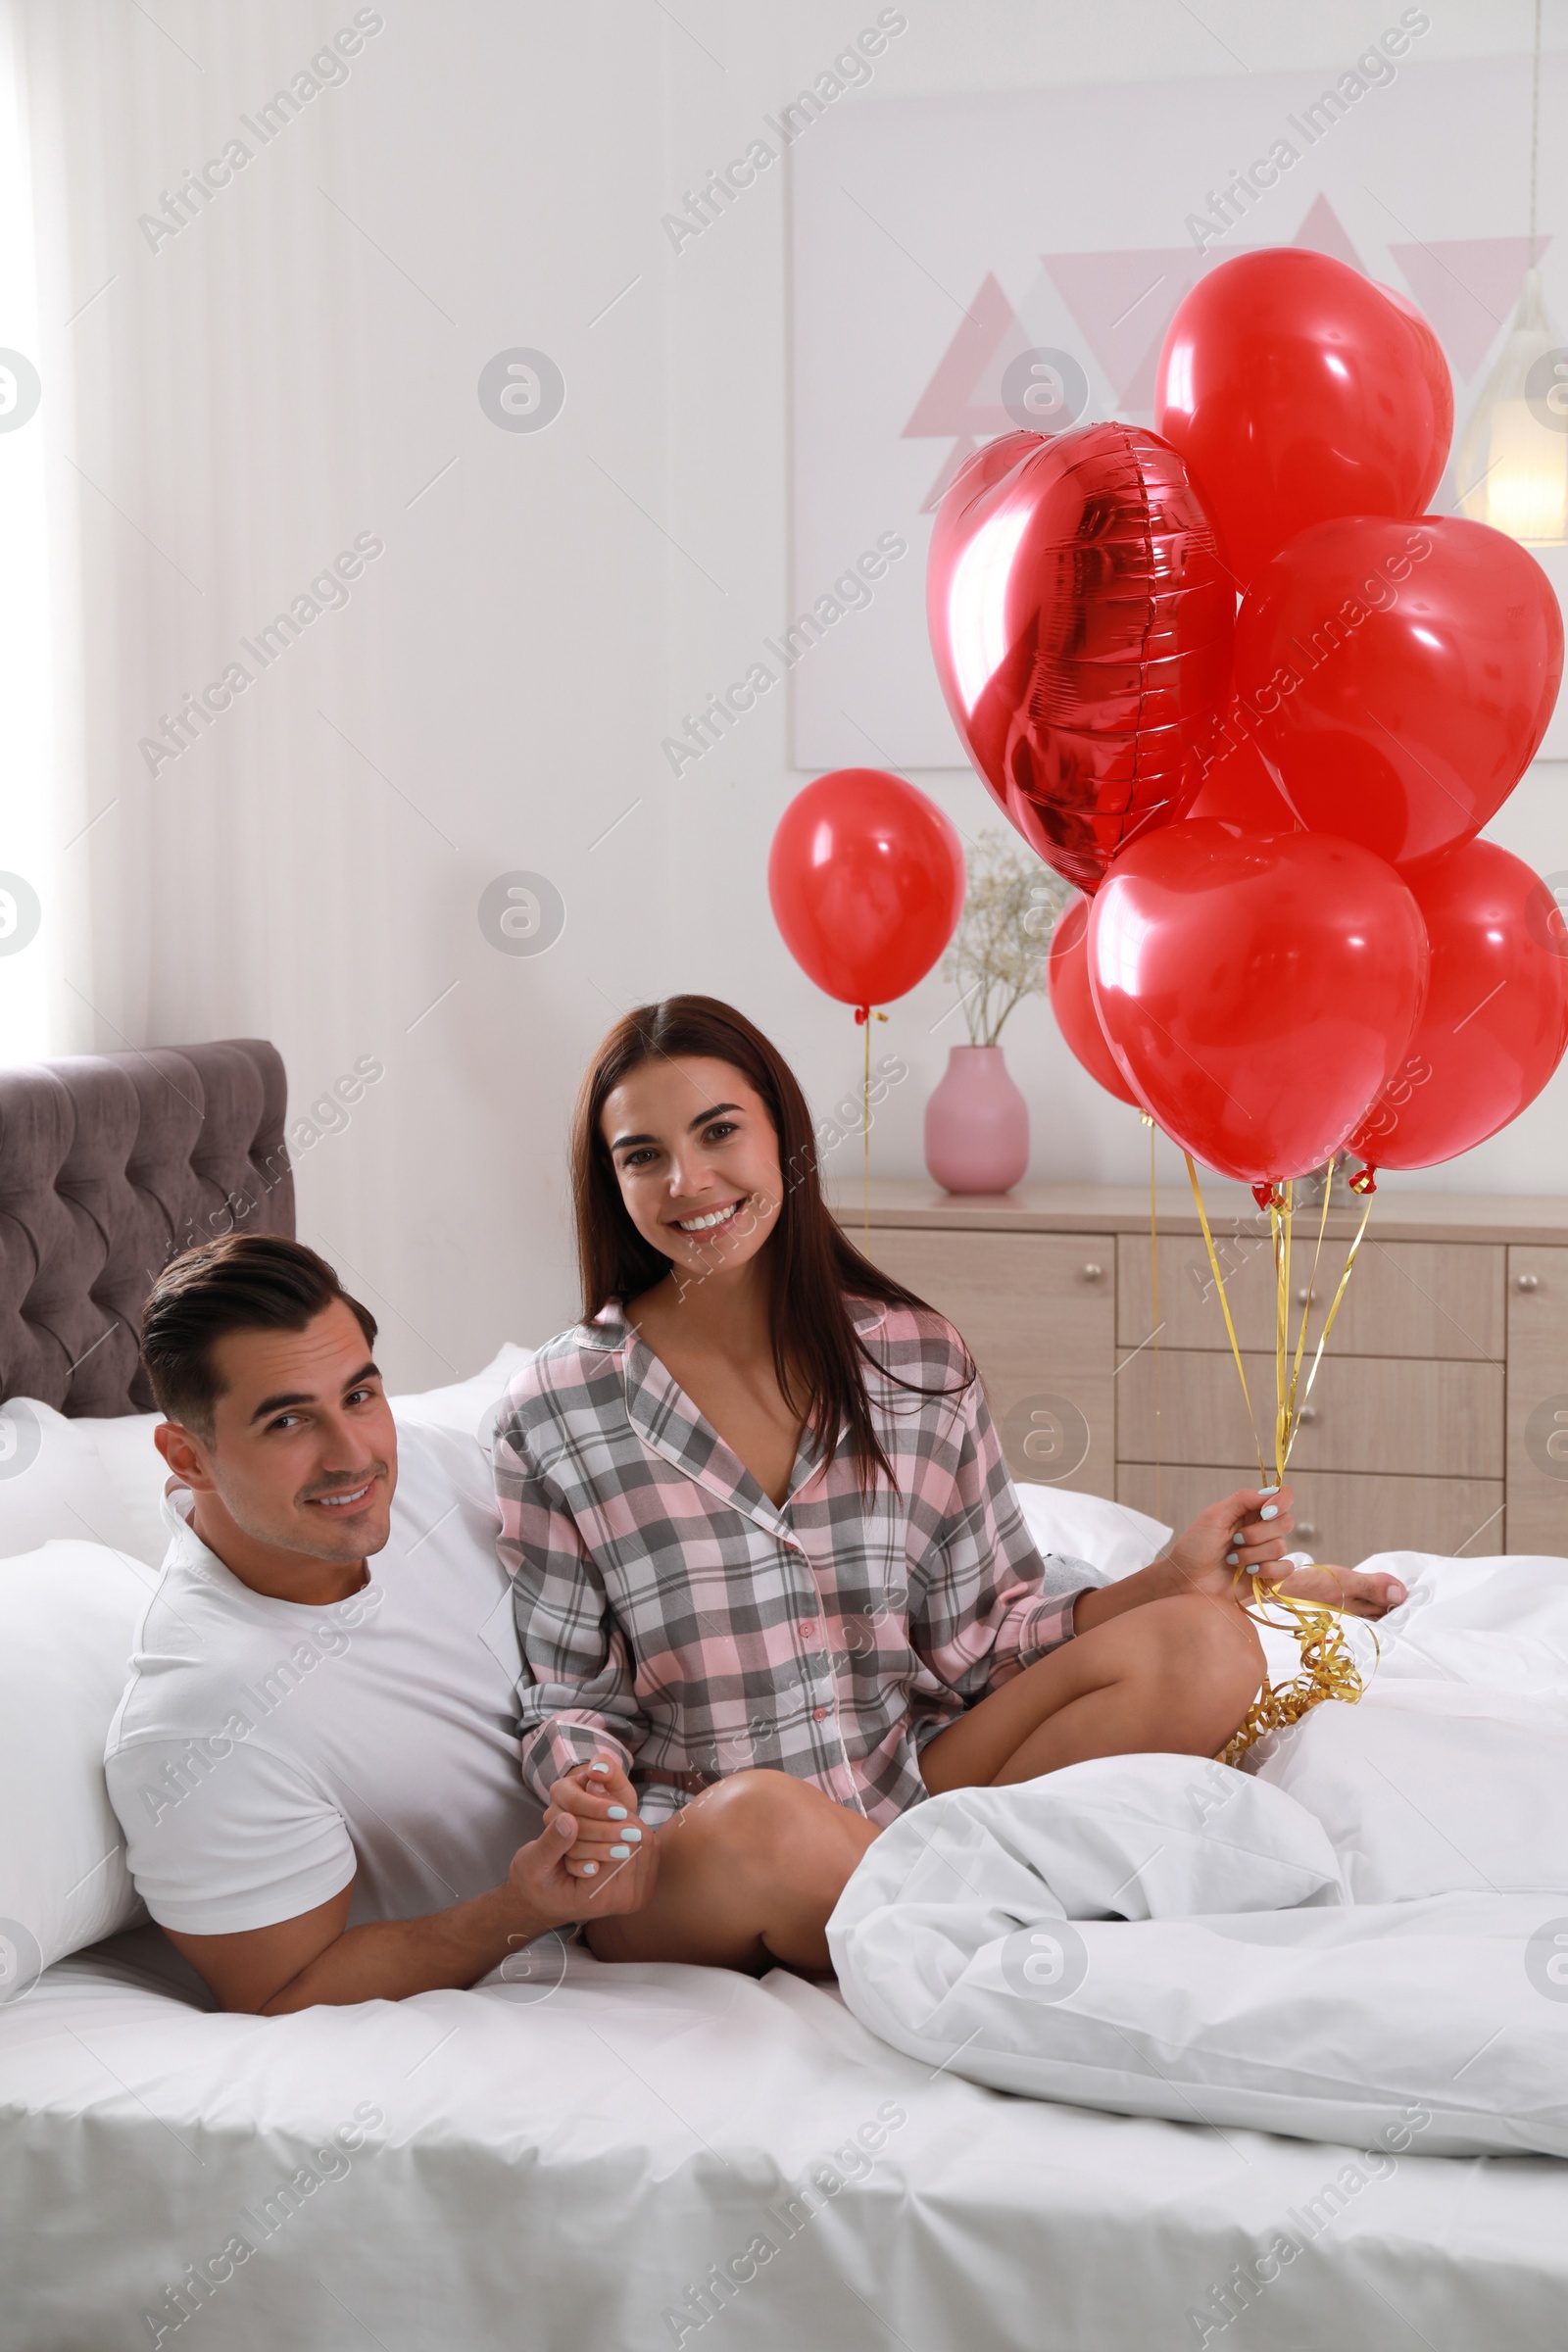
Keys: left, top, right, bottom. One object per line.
{"left": 495, "top": 1298, "right": 1101, "bottom": 1826}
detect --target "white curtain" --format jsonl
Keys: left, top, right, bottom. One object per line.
{"left": 0, "top": 0, "right": 677, "bottom": 1383}
{"left": 0, "top": 0, "right": 80, "bottom": 1061}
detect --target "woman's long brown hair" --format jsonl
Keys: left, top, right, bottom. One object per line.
{"left": 571, "top": 995, "right": 969, "bottom": 1484}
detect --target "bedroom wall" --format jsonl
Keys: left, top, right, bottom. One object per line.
{"left": 10, "top": 0, "right": 1565, "bottom": 1387}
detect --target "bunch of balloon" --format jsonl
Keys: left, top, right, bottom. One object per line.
{"left": 767, "top": 767, "right": 965, "bottom": 1227}
{"left": 1144, "top": 248, "right": 1568, "bottom": 1199}
{"left": 926, "top": 246, "right": 1568, "bottom": 1758}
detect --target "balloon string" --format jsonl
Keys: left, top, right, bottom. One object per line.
{"left": 1289, "top": 1188, "right": 1374, "bottom": 1446}
{"left": 1183, "top": 1152, "right": 1376, "bottom": 1768}
{"left": 1281, "top": 1159, "right": 1338, "bottom": 1470}
{"left": 853, "top": 1004, "right": 887, "bottom": 1245}
{"left": 1215, "top": 1592, "right": 1375, "bottom": 1769}
{"left": 1269, "top": 1186, "right": 1290, "bottom": 1487}
{"left": 863, "top": 1008, "right": 871, "bottom": 1247}
{"left": 1183, "top": 1152, "right": 1266, "bottom": 1483}
{"left": 1149, "top": 1116, "right": 1161, "bottom": 1526}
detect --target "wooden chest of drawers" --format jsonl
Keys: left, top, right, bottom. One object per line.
{"left": 840, "top": 1181, "right": 1568, "bottom": 1562}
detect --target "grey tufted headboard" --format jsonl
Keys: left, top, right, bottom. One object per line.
{"left": 0, "top": 1040, "right": 293, "bottom": 1417}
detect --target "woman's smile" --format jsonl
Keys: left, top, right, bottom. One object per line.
{"left": 669, "top": 1198, "right": 746, "bottom": 1236}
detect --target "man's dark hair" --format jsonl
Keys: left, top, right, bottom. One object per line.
{"left": 140, "top": 1235, "right": 378, "bottom": 1436}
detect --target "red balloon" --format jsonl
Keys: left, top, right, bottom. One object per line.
{"left": 1154, "top": 248, "right": 1452, "bottom": 590}
{"left": 1234, "top": 515, "right": 1564, "bottom": 868}
{"left": 1048, "top": 897, "right": 1140, "bottom": 1104}
{"left": 1348, "top": 838, "right": 1568, "bottom": 1171}
{"left": 926, "top": 421, "right": 1234, "bottom": 894}
{"left": 768, "top": 768, "right": 964, "bottom": 1007}
{"left": 1374, "top": 279, "right": 1464, "bottom": 456}
{"left": 1088, "top": 822, "right": 1429, "bottom": 1184}
{"left": 1187, "top": 721, "right": 1298, "bottom": 833}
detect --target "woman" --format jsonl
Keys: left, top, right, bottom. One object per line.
{"left": 495, "top": 997, "right": 1403, "bottom": 1975}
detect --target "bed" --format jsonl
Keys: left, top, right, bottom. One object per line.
{"left": 2, "top": 1042, "right": 1565, "bottom": 2351}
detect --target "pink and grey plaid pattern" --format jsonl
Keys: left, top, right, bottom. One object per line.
{"left": 495, "top": 1299, "right": 1099, "bottom": 1826}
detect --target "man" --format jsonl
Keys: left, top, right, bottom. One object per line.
{"left": 106, "top": 1236, "right": 858, "bottom": 2014}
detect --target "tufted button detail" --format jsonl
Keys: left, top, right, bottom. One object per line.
{"left": 0, "top": 1040, "right": 294, "bottom": 1416}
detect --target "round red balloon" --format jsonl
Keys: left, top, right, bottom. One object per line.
{"left": 927, "top": 421, "right": 1234, "bottom": 894}
{"left": 1154, "top": 247, "right": 1452, "bottom": 590}
{"left": 767, "top": 768, "right": 965, "bottom": 1007}
{"left": 1234, "top": 515, "right": 1564, "bottom": 869}
{"left": 1048, "top": 897, "right": 1139, "bottom": 1104}
{"left": 1371, "top": 277, "right": 1454, "bottom": 478}
{"left": 1088, "top": 822, "right": 1429, "bottom": 1184}
{"left": 1348, "top": 839, "right": 1568, "bottom": 1170}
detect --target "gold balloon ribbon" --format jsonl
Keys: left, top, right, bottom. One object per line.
{"left": 1182, "top": 1154, "right": 1377, "bottom": 1766}
{"left": 1286, "top": 1180, "right": 1375, "bottom": 1459}
{"left": 1183, "top": 1152, "right": 1266, "bottom": 1482}
{"left": 1145, "top": 1113, "right": 1162, "bottom": 1523}
{"left": 1279, "top": 1171, "right": 1335, "bottom": 1471}
{"left": 854, "top": 1004, "right": 888, "bottom": 1244}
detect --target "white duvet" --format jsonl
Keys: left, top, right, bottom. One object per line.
{"left": 829, "top": 1551, "right": 1568, "bottom": 2158}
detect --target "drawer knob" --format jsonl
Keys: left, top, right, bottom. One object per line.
{"left": 1517, "top": 1273, "right": 1542, "bottom": 1293}
{"left": 1080, "top": 1262, "right": 1104, "bottom": 1282}
{"left": 1295, "top": 1285, "right": 1315, "bottom": 1305}
{"left": 1296, "top": 1405, "right": 1317, "bottom": 1426}
{"left": 1294, "top": 1523, "right": 1319, "bottom": 1544}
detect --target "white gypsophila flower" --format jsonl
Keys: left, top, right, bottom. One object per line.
{"left": 941, "top": 829, "right": 1073, "bottom": 1047}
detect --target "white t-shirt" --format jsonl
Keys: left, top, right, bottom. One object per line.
{"left": 105, "top": 1423, "right": 541, "bottom": 1936}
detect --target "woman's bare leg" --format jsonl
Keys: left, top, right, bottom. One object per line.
{"left": 584, "top": 1770, "right": 879, "bottom": 1974}
{"left": 584, "top": 1604, "right": 1261, "bottom": 1970}
{"left": 920, "top": 1593, "right": 1264, "bottom": 1795}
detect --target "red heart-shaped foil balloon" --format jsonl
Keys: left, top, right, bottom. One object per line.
{"left": 926, "top": 423, "right": 1235, "bottom": 892}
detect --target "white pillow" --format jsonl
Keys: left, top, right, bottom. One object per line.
{"left": 0, "top": 1400, "right": 167, "bottom": 1567}
{"left": 0, "top": 1343, "right": 539, "bottom": 1569}
{"left": 391, "top": 1341, "right": 536, "bottom": 1454}
{"left": 1015, "top": 1484, "right": 1170, "bottom": 1581}
{"left": 0, "top": 1541, "right": 154, "bottom": 1998}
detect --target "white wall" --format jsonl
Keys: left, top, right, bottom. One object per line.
{"left": 9, "top": 0, "right": 1565, "bottom": 1387}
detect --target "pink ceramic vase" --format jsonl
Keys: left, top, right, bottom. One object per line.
{"left": 924, "top": 1045, "right": 1030, "bottom": 1194}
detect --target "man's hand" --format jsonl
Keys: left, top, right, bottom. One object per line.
{"left": 541, "top": 1752, "right": 659, "bottom": 1911}
{"left": 167, "top": 1787, "right": 661, "bottom": 2013}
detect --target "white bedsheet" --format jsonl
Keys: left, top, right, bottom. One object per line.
{"left": 829, "top": 1552, "right": 1568, "bottom": 2168}
{"left": 7, "top": 1548, "right": 1568, "bottom": 2348}
{"left": 4, "top": 1923, "right": 1566, "bottom": 2351}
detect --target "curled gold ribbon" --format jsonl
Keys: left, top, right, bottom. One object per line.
{"left": 1183, "top": 1156, "right": 1377, "bottom": 1766}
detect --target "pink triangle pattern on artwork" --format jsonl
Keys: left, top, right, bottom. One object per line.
{"left": 1292, "top": 193, "right": 1365, "bottom": 274}
{"left": 901, "top": 272, "right": 1020, "bottom": 438}
{"left": 1039, "top": 249, "right": 1205, "bottom": 407}
{"left": 895, "top": 203, "right": 1538, "bottom": 517}
{"left": 1388, "top": 237, "right": 1548, "bottom": 379}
